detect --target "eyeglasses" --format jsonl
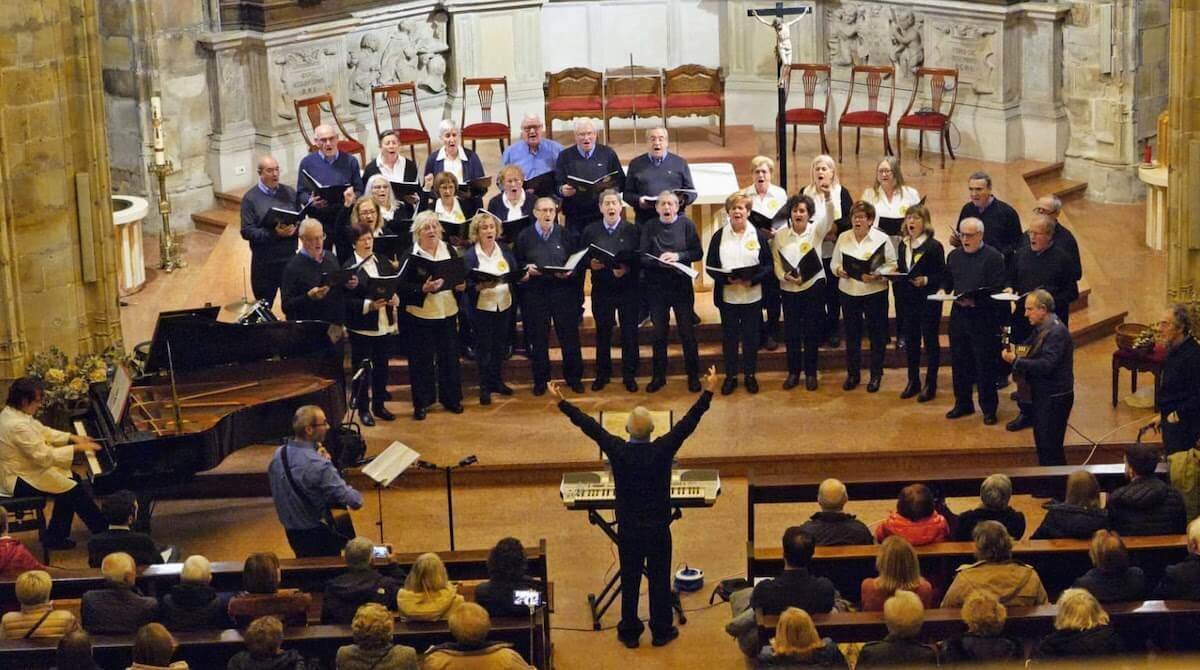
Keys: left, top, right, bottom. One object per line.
{"left": 876, "top": 168, "right": 893, "bottom": 174}
{"left": 315, "top": 136, "right": 337, "bottom": 143}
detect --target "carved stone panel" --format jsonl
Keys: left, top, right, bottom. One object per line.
{"left": 271, "top": 41, "right": 341, "bottom": 120}
{"left": 824, "top": 2, "right": 923, "bottom": 75}
{"left": 345, "top": 9, "right": 451, "bottom": 107}
{"left": 929, "top": 21, "right": 998, "bottom": 95}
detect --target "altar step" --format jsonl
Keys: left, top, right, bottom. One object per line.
{"left": 190, "top": 190, "right": 241, "bottom": 234}
{"left": 1024, "top": 162, "right": 1088, "bottom": 204}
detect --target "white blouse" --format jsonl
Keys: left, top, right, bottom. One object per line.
{"left": 349, "top": 252, "right": 398, "bottom": 337}
{"left": 830, "top": 227, "right": 897, "bottom": 297}
{"left": 772, "top": 213, "right": 834, "bottom": 293}
{"left": 502, "top": 193, "right": 526, "bottom": 221}
{"left": 473, "top": 243, "right": 512, "bottom": 313}
{"left": 436, "top": 147, "right": 464, "bottom": 182}
{"left": 804, "top": 184, "right": 846, "bottom": 258}
{"left": 742, "top": 184, "right": 789, "bottom": 221}
{"left": 863, "top": 185, "right": 921, "bottom": 227}
{"left": 434, "top": 197, "right": 466, "bottom": 223}
{"left": 718, "top": 223, "right": 764, "bottom": 305}
{"left": 406, "top": 242, "right": 459, "bottom": 320}
{"left": 375, "top": 155, "right": 410, "bottom": 182}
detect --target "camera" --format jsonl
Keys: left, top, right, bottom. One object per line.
{"left": 372, "top": 544, "right": 391, "bottom": 560}
{"left": 512, "top": 589, "right": 542, "bottom": 608}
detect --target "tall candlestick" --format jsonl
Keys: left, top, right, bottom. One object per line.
{"left": 150, "top": 95, "right": 166, "bottom": 166}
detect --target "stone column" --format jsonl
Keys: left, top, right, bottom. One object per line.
{"left": 1166, "top": 0, "right": 1200, "bottom": 306}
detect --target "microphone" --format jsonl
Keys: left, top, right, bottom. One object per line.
{"left": 416, "top": 460, "right": 439, "bottom": 470}
{"left": 458, "top": 455, "right": 478, "bottom": 467}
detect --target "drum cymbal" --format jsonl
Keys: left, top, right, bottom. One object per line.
{"left": 224, "top": 297, "right": 256, "bottom": 313}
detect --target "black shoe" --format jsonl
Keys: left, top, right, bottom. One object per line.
{"left": 917, "top": 385, "right": 937, "bottom": 402}
{"left": 358, "top": 410, "right": 376, "bottom": 427}
{"left": 619, "top": 635, "right": 640, "bottom": 649}
{"left": 687, "top": 376, "right": 702, "bottom": 393}
{"left": 651, "top": 627, "right": 680, "bottom": 647}
{"left": 900, "top": 380, "right": 920, "bottom": 399}
{"left": 745, "top": 375, "right": 759, "bottom": 393}
{"left": 721, "top": 377, "right": 737, "bottom": 395}
{"left": 372, "top": 405, "right": 396, "bottom": 421}
{"left": 569, "top": 381, "right": 586, "bottom": 394}
{"left": 867, "top": 376, "right": 882, "bottom": 393}
{"left": 692, "top": 312, "right": 701, "bottom": 326}
{"left": 463, "top": 347, "right": 477, "bottom": 362}
{"left": 842, "top": 375, "right": 859, "bottom": 391}
{"left": 504, "top": 345, "right": 514, "bottom": 360}
{"left": 646, "top": 378, "right": 666, "bottom": 393}
{"left": 413, "top": 408, "right": 427, "bottom": 421}
{"left": 624, "top": 379, "right": 639, "bottom": 392}
{"left": 983, "top": 414, "right": 998, "bottom": 426}
{"left": 763, "top": 336, "right": 779, "bottom": 351}
{"left": 896, "top": 336, "right": 907, "bottom": 349}
{"left": 783, "top": 373, "right": 800, "bottom": 390}
{"left": 995, "top": 375, "right": 1010, "bottom": 390}
{"left": 805, "top": 376, "right": 818, "bottom": 391}
{"left": 945, "top": 406, "right": 975, "bottom": 419}
{"left": 493, "top": 382, "right": 514, "bottom": 396}
{"left": 479, "top": 392, "right": 492, "bottom": 406}
{"left": 444, "top": 403, "right": 465, "bottom": 414}
{"left": 1006, "top": 413, "right": 1032, "bottom": 431}
{"left": 532, "top": 384, "right": 547, "bottom": 397}
{"left": 826, "top": 335, "right": 841, "bottom": 348}
{"left": 591, "top": 378, "right": 609, "bottom": 392}
{"left": 380, "top": 390, "right": 393, "bottom": 401}
{"left": 42, "top": 537, "right": 76, "bottom": 551}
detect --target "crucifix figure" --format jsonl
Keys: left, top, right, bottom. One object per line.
{"left": 747, "top": 2, "right": 812, "bottom": 189}
{"left": 751, "top": 8, "right": 804, "bottom": 88}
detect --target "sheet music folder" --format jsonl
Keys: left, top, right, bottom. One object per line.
{"left": 361, "top": 440, "right": 421, "bottom": 487}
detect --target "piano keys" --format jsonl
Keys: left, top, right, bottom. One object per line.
{"left": 559, "top": 469, "right": 721, "bottom": 510}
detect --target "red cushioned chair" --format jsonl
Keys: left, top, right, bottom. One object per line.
{"left": 837, "top": 65, "right": 896, "bottom": 162}
{"left": 896, "top": 67, "right": 959, "bottom": 169}
{"left": 293, "top": 93, "right": 367, "bottom": 166}
{"left": 603, "top": 66, "right": 664, "bottom": 142}
{"left": 370, "top": 82, "right": 432, "bottom": 163}
{"left": 663, "top": 64, "right": 726, "bottom": 146}
{"left": 543, "top": 68, "right": 604, "bottom": 139}
{"left": 784, "top": 64, "right": 832, "bottom": 155}
{"left": 460, "top": 76, "right": 512, "bottom": 154}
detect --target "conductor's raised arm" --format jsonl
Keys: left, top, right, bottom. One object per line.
{"left": 662, "top": 366, "right": 718, "bottom": 456}
{"left": 552, "top": 381, "right": 623, "bottom": 456}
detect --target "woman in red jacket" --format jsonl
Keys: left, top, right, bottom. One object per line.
{"left": 875, "top": 483, "right": 949, "bottom": 546}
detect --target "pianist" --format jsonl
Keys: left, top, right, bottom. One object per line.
{"left": 550, "top": 367, "right": 719, "bottom": 649}
{"left": 0, "top": 377, "right": 107, "bottom": 550}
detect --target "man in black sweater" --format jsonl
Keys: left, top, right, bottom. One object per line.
{"left": 1003, "top": 290, "right": 1074, "bottom": 465}
{"left": 582, "top": 190, "right": 642, "bottom": 392}
{"left": 750, "top": 527, "right": 836, "bottom": 616}
{"left": 623, "top": 127, "right": 696, "bottom": 225}
{"left": 87, "top": 489, "right": 167, "bottom": 568}
{"left": 1108, "top": 442, "right": 1187, "bottom": 536}
{"left": 321, "top": 536, "right": 404, "bottom": 624}
{"left": 280, "top": 219, "right": 347, "bottom": 323}
{"left": 1033, "top": 195, "right": 1082, "bottom": 324}
{"left": 640, "top": 193, "right": 704, "bottom": 392}
{"left": 954, "top": 171, "right": 1023, "bottom": 267}
{"left": 555, "top": 119, "right": 625, "bottom": 235}
{"left": 552, "top": 367, "right": 718, "bottom": 648}
{"left": 1150, "top": 304, "right": 1200, "bottom": 455}
{"left": 797, "top": 478, "right": 873, "bottom": 546}
{"left": 240, "top": 155, "right": 299, "bottom": 307}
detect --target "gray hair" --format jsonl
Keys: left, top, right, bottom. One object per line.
{"left": 817, "top": 479, "right": 848, "bottom": 511}
{"left": 521, "top": 113, "right": 544, "bottom": 127}
{"left": 1171, "top": 303, "right": 1195, "bottom": 337}
{"left": 438, "top": 118, "right": 459, "bottom": 136}
{"left": 647, "top": 126, "right": 668, "bottom": 140}
{"left": 101, "top": 552, "right": 136, "bottom": 585}
{"left": 344, "top": 536, "right": 374, "bottom": 569}
{"left": 573, "top": 118, "right": 595, "bottom": 134}
{"left": 626, "top": 407, "right": 654, "bottom": 440}
{"left": 959, "top": 217, "right": 985, "bottom": 236}
{"left": 298, "top": 218, "right": 324, "bottom": 239}
{"left": 979, "top": 474, "right": 1012, "bottom": 510}
{"left": 410, "top": 210, "right": 443, "bottom": 236}
{"left": 973, "top": 521, "right": 1013, "bottom": 562}
{"left": 968, "top": 171, "right": 992, "bottom": 188}
{"left": 1029, "top": 216, "right": 1055, "bottom": 235}
{"left": 1029, "top": 288, "right": 1056, "bottom": 313}
{"left": 181, "top": 555, "right": 212, "bottom": 584}
{"left": 291, "top": 405, "right": 322, "bottom": 435}
{"left": 1045, "top": 196, "right": 1063, "bottom": 214}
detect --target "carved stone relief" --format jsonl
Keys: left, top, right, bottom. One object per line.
{"left": 929, "top": 21, "right": 998, "bottom": 94}
{"left": 827, "top": 5, "right": 864, "bottom": 67}
{"left": 346, "top": 9, "right": 451, "bottom": 107}
{"left": 272, "top": 44, "right": 339, "bottom": 120}
{"left": 826, "top": 3, "right": 923, "bottom": 74}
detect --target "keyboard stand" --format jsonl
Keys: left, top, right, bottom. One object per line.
{"left": 584, "top": 507, "right": 686, "bottom": 631}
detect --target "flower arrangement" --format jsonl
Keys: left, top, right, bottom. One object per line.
{"left": 1131, "top": 328, "right": 1157, "bottom": 354}
{"left": 23, "top": 343, "right": 129, "bottom": 417}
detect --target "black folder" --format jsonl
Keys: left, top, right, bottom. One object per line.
{"left": 365, "top": 274, "right": 402, "bottom": 301}
{"left": 301, "top": 169, "right": 351, "bottom": 204}
{"left": 540, "top": 248, "right": 590, "bottom": 274}
{"left": 706, "top": 264, "right": 760, "bottom": 282}
{"left": 372, "top": 235, "right": 408, "bottom": 261}
{"left": 567, "top": 171, "right": 620, "bottom": 195}
{"left": 456, "top": 176, "right": 492, "bottom": 199}
{"left": 749, "top": 208, "right": 787, "bottom": 231}
{"left": 588, "top": 243, "right": 635, "bottom": 265}
{"left": 259, "top": 204, "right": 307, "bottom": 229}
{"left": 469, "top": 268, "right": 515, "bottom": 284}
{"left": 320, "top": 265, "right": 360, "bottom": 288}
{"left": 500, "top": 215, "right": 533, "bottom": 242}
{"left": 642, "top": 188, "right": 699, "bottom": 204}
{"left": 881, "top": 250, "right": 929, "bottom": 280}
{"left": 524, "top": 172, "right": 557, "bottom": 198}
{"left": 399, "top": 255, "right": 466, "bottom": 290}
{"left": 439, "top": 218, "right": 467, "bottom": 241}
{"left": 842, "top": 243, "right": 887, "bottom": 281}
{"left": 388, "top": 178, "right": 421, "bottom": 200}
{"left": 779, "top": 248, "right": 823, "bottom": 284}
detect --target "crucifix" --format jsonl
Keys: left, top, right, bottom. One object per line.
{"left": 747, "top": 2, "right": 812, "bottom": 189}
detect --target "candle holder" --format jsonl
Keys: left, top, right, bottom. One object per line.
{"left": 148, "top": 157, "right": 186, "bottom": 272}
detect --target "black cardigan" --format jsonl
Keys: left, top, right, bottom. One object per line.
{"left": 342, "top": 254, "right": 400, "bottom": 332}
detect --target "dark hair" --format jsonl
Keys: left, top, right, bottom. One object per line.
{"left": 785, "top": 193, "right": 816, "bottom": 220}
{"left": 897, "top": 484, "right": 935, "bottom": 522}
{"left": 101, "top": 490, "right": 137, "bottom": 527}
{"left": 349, "top": 221, "right": 375, "bottom": 242}
{"left": 242, "top": 552, "right": 281, "bottom": 594}
{"left": 782, "top": 527, "right": 816, "bottom": 567}
{"left": 1090, "top": 530, "right": 1130, "bottom": 573}
{"left": 132, "top": 623, "right": 176, "bottom": 665}
{"left": 5, "top": 377, "right": 43, "bottom": 409}
{"left": 56, "top": 629, "right": 95, "bottom": 669}
{"left": 378, "top": 129, "right": 400, "bottom": 143}
{"left": 849, "top": 200, "right": 876, "bottom": 222}
{"left": 1125, "top": 443, "right": 1161, "bottom": 477}
{"left": 486, "top": 537, "right": 528, "bottom": 582}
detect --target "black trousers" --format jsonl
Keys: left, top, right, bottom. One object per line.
{"left": 841, "top": 290, "right": 888, "bottom": 378}
{"left": 471, "top": 306, "right": 511, "bottom": 392}
{"left": 250, "top": 260, "right": 287, "bottom": 307}
{"left": 1009, "top": 313, "right": 1034, "bottom": 416}
{"left": 949, "top": 307, "right": 1001, "bottom": 414}
{"left": 521, "top": 283, "right": 583, "bottom": 386}
{"left": 405, "top": 315, "right": 463, "bottom": 410}
{"left": 1032, "top": 390, "right": 1073, "bottom": 465}
{"left": 903, "top": 297, "right": 942, "bottom": 385}
{"left": 781, "top": 283, "right": 826, "bottom": 378}
{"left": 761, "top": 276, "right": 781, "bottom": 338}
{"left": 592, "top": 284, "right": 640, "bottom": 382}
{"left": 821, "top": 257, "right": 841, "bottom": 340}
{"left": 617, "top": 524, "right": 673, "bottom": 639}
{"left": 647, "top": 275, "right": 700, "bottom": 381}
{"left": 348, "top": 331, "right": 392, "bottom": 411}
{"left": 14, "top": 477, "right": 107, "bottom": 542}
{"left": 285, "top": 525, "right": 348, "bottom": 558}
{"left": 719, "top": 301, "right": 761, "bottom": 377}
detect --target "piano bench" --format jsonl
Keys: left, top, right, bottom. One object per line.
{"left": 0, "top": 496, "right": 49, "bottom": 563}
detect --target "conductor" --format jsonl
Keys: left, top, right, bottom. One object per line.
{"left": 550, "top": 366, "right": 719, "bottom": 649}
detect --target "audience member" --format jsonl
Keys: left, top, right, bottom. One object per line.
{"left": 752, "top": 528, "right": 836, "bottom": 616}
{"left": 875, "top": 483, "right": 949, "bottom": 546}
{"left": 755, "top": 607, "right": 847, "bottom": 668}
{"left": 335, "top": 603, "right": 418, "bottom": 670}
{"left": 396, "top": 552, "right": 463, "bottom": 621}
{"left": 938, "top": 591, "right": 1021, "bottom": 666}
{"left": 952, "top": 474, "right": 1026, "bottom": 541}
{"left": 88, "top": 490, "right": 164, "bottom": 567}
{"left": 422, "top": 602, "right": 534, "bottom": 670}
{"left": 1, "top": 569, "right": 77, "bottom": 639}
{"left": 1031, "top": 470, "right": 1109, "bottom": 539}
{"left": 856, "top": 590, "right": 939, "bottom": 668}
{"left": 81, "top": 552, "right": 158, "bottom": 634}
{"left": 226, "top": 615, "right": 308, "bottom": 670}
{"left": 160, "top": 555, "right": 233, "bottom": 632}
{"left": 1035, "top": 588, "right": 1124, "bottom": 659}
{"left": 1154, "top": 517, "right": 1200, "bottom": 600}
{"left": 227, "top": 552, "right": 311, "bottom": 628}
{"left": 55, "top": 628, "right": 100, "bottom": 670}
{"left": 475, "top": 537, "right": 547, "bottom": 619}
{"left": 796, "top": 479, "right": 873, "bottom": 546}
{"left": 941, "top": 521, "right": 1048, "bottom": 608}
{"left": 1108, "top": 442, "right": 1187, "bottom": 536}
{"left": 1154, "top": 303, "right": 1200, "bottom": 455}
{"left": 1073, "top": 530, "right": 1147, "bottom": 603}
{"left": 861, "top": 536, "right": 934, "bottom": 611}
{"left": 1170, "top": 437, "right": 1200, "bottom": 522}
{"left": 129, "top": 622, "right": 188, "bottom": 670}
{"left": 0, "top": 511, "right": 44, "bottom": 574}
{"left": 321, "top": 537, "right": 403, "bottom": 624}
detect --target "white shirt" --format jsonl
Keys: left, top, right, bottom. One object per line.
{"left": 0, "top": 406, "right": 76, "bottom": 496}
{"left": 473, "top": 243, "right": 513, "bottom": 312}
{"left": 862, "top": 185, "right": 921, "bottom": 227}
{"left": 436, "top": 147, "right": 464, "bottom": 182}
{"left": 717, "top": 223, "right": 763, "bottom": 304}
{"left": 804, "top": 184, "right": 846, "bottom": 258}
{"left": 406, "top": 242, "right": 459, "bottom": 320}
{"left": 502, "top": 192, "right": 526, "bottom": 221}
{"left": 349, "top": 252, "right": 398, "bottom": 337}
{"left": 830, "top": 227, "right": 897, "bottom": 297}
{"left": 903, "top": 233, "right": 929, "bottom": 269}
{"left": 375, "top": 155, "right": 410, "bottom": 182}
{"left": 434, "top": 197, "right": 465, "bottom": 223}
{"left": 772, "top": 214, "right": 833, "bottom": 293}
{"left": 742, "top": 184, "right": 789, "bottom": 219}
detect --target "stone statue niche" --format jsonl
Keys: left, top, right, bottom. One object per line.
{"left": 827, "top": 5, "right": 864, "bottom": 67}
{"left": 890, "top": 7, "right": 924, "bottom": 75}
{"left": 347, "top": 9, "right": 451, "bottom": 107}
{"left": 826, "top": 3, "right": 923, "bottom": 76}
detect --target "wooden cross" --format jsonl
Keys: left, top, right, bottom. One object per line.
{"left": 747, "top": 2, "right": 812, "bottom": 189}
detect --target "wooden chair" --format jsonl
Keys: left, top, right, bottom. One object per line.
{"left": 784, "top": 64, "right": 832, "bottom": 154}
{"left": 292, "top": 93, "right": 366, "bottom": 166}
{"left": 543, "top": 67, "right": 604, "bottom": 139}
{"left": 370, "top": 82, "right": 432, "bottom": 163}
{"left": 837, "top": 65, "right": 896, "bottom": 162}
{"left": 460, "top": 76, "right": 512, "bottom": 153}
{"left": 663, "top": 64, "right": 726, "bottom": 145}
{"left": 603, "top": 66, "right": 664, "bottom": 142}
{"left": 896, "top": 67, "right": 960, "bottom": 168}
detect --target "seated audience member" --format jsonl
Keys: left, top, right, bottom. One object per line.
{"left": 56, "top": 629, "right": 100, "bottom": 670}
{"left": 875, "top": 483, "right": 949, "bottom": 546}
{"left": 952, "top": 474, "right": 1026, "bottom": 541}
{"left": 422, "top": 602, "right": 534, "bottom": 670}
{"left": 160, "top": 555, "right": 233, "bottom": 632}
{"left": 941, "top": 521, "right": 1048, "bottom": 608}
{"left": 1035, "top": 588, "right": 1124, "bottom": 659}
{"left": 752, "top": 528, "right": 836, "bottom": 616}
{"left": 797, "top": 479, "right": 873, "bottom": 546}
{"left": 0, "top": 512, "right": 44, "bottom": 574}
{"left": 856, "top": 590, "right": 939, "bottom": 668}
{"left": 130, "top": 622, "right": 188, "bottom": 670}
{"left": 396, "top": 552, "right": 463, "bottom": 621}
{"left": 226, "top": 616, "right": 307, "bottom": 670}
{"left": 475, "top": 537, "right": 547, "bottom": 618}
{"left": 81, "top": 552, "right": 158, "bottom": 634}
{"left": 1169, "top": 437, "right": 1200, "bottom": 521}
{"left": 1073, "top": 530, "right": 1147, "bottom": 603}
{"left": 938, "top": 591, "right": 1021, "bottom": 666}
{"left": 87, "top": 490, "right": 165, "bottom": 567}
{"left": 755, "top": 607, "right": 847, "bottom": 668}
{"left": 335, "top": 603, "right": 418, "bottom": 670}
{"left": 1031, "top": 470, "right": 1109, "bottom": 540}
{"left": 1154, "top": 516, "right": 1200, "bottom": 599}
{"left": 227, "top": 552, "right": 311, "bottom": 628}
{"left": 861, "top": 536, "right": 934, "bottom": 611}
{"left": 1, "top": 569, "right": 77, "bottom": 639}
{"left": 321, "top": 536, "right": 403, "bottom": 624}
{"left": 1108, "top": 442, "right": 1187, "bottom": 536}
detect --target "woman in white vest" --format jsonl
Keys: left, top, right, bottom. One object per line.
{"left": 771, "top": 192, "right": 835, "bottom": 391}
{"left": 801, "top": 155, "right": 855, "bottom": 348}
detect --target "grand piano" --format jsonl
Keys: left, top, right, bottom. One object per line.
{"left": 75, "top": 307, "right": 346, "bottom": 514}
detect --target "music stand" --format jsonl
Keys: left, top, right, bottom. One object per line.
{"left": 361, "top": 440, "right": 421, "bottom": 544}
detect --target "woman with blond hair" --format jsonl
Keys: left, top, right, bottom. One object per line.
{"left": 756, "top": 607, "right": 847, "bottom": 667}
{"left": 857, "top": 590, "right": 938, "bottom": 668}
{"left": 860, "top": 536, "right": 934, "bottom": 611}
{"left": 1035, "top": 588, "right": 1124, "bottom": 658}
{"left": 396, "top": 553, "right": 464, "bottom": 621}
{"left": 939, "top": 591, "right": 1021, "bottom": 665}
{"left": 741, "top": 155, "right": 789, "bottom": 349}
{"left": 893, "top": 203, "right": 945, "bottom": 401}
{"left": 1, "top": 569, "right": 77, "bottom": 639}
{"left": 335, "top": 603, "right": 418, "bottom": 670}
{"left": 464, "top": 211, "right": 518, "bottom": 405}
{"left": 801, "top": 155, "right": 854, "bottom": 347}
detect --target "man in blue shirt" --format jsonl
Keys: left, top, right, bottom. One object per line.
{"left": 268, "top": 405, "right": 363, "bottom": 557}
{"left": 296, "top": 124, "right": 364, "bottom": 260}
{"left": 501, "top": 113, "right": 562, "bottom": 197}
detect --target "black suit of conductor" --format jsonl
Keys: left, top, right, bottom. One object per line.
{"left": 556, "top": 389, "right": 714, "bottom": 646}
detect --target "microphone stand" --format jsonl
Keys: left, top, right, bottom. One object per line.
{"left": 417, "top": 455, "right": 478, "bottom": 550}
